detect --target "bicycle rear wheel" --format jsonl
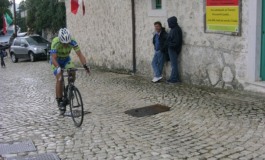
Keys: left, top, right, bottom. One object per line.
{"left": 69, "top": 86, "right": 84, "bottom": 127}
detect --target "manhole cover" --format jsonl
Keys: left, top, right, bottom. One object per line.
{"left": 125, "top": 104, "right": 170, "bottom": 117}
{"left": 6, "top": 153, "right": 60, "bottom": 160}
{"left": 64, "top": 111, "right": 91, "bottom": 117}
{"left": 0, "top": 140, "right": 36, "bottom": 155}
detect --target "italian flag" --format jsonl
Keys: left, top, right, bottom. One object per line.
{"left": 71, "top": 0, "right": 85, "bottom": 15}
{"left": 2, "top": 14, "right": 7, "bottom": 34}
{"left": 2, "top": 13, "right": 13, "bottom": 35}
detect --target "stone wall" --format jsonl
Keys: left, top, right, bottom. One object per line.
{"left": 134, "top": 0, "right": 248, "bottom": 90}
{"left": 65, "top": 0, "right": 133, "bottom": 71}
{"left": 66, "top": 0, "right": 250, "bottom": 90}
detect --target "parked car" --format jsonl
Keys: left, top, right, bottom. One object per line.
{"left": 9, "top": 32, "right": 28, "bottom": 47}
{"left": 0, "top": 29, "right": 14, "bottom": 49}
{"left": 0, "top": 25, "right": 21, "bottom": 49}
{"left": 10, "top": 35, "right": 51, "bottom": 63}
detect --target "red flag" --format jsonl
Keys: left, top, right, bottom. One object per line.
{"left": 2, "top": 14, "right": 7, "bottom": 35}
{"left": 71, "top": 0, "right": 79, "bottom": 14}
{"left": 71, "top": 0, "right": 85, "bottom": 15}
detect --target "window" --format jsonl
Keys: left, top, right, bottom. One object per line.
{"left": 13, "top": 39, "right": 21, "bottom": 46}
{"left": 148, "top": 0, "right": 166, "bottom": 17}
{"left": 26, "top": 38, "right": 37, "bottom": 45}
{"left": 155, "top": 0, "right": 162, "bottom": 9}
{"left": 152, "top": 0, "right": 162, "bottom": 10}
{"left": 21, "top": 39, "right": 27, "bottom": 45}
{"left": 30, "top": 36, "right": 49, "bottom": 43}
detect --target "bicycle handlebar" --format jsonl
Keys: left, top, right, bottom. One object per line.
{"left": 61, "top": 68, "right": 86, "bottom": 72}
{"left": 59, "top": 68, "right": 87, "bottom": 80}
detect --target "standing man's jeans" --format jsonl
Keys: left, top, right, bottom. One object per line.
{"left": 168, "top": 48, "right": 180, "bottom": 82}
{"left": 152, "top": 50, "right": 165, "bottom": 77}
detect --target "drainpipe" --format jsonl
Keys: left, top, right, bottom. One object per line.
{"left": 131, "top": 0, "right": 136, "bottom": 74}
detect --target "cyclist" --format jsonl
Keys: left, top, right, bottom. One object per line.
{"left": 50, "top": 28, "right": 90, "bottom": 114}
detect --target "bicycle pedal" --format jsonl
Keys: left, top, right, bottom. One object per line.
{"left": 58, "top": 114, "right": 65, "bottom": 118}
{"left": 59, "top": 111, "right": 65, "bottom": 116}
{"left": 72, "top": 105, "right": 81, "bottom": 108}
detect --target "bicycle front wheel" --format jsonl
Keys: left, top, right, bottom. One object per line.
{"left": 69, "top": 86, "right": 84, "bottom": 127}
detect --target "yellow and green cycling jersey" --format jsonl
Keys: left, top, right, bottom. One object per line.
{"left": 50, "top": 37, "right": 80, "bottom": 57}
{"left": 50, "top": 37, "right": 80, "bottom": 73}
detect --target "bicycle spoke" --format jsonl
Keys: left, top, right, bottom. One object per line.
{"left": 71, "top": 110, "right": 82, "bottom": 117}
{"left": 74, "top": 89, "right": 80, "bottom": 105}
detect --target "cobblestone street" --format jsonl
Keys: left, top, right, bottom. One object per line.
{"left": 1, "top": 60, "right": 265, "bottom": 160}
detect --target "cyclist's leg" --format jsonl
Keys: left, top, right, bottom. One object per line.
{"left": 65, "top": 60, "right": 76, "bottom": 82}
{"left": 65, "top": 60, "right": 75, "bottom": 69}
{"left": 51, "top": 64, "right": 63, "bottom": 106}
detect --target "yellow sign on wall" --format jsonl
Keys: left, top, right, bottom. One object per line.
{"left": 206, "top": 0, "right": 240, "bottom": 33}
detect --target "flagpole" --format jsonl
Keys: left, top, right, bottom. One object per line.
{"left": 13, "top": 0, "right": 17, "bottom": 36}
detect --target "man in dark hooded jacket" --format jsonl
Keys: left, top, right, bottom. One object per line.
{"left": 167, "top": 16, "right": 182, "bottom": 83}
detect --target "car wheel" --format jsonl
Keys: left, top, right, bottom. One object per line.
{"left": 29, "top": 52, "right": 35, "bottom": 62}
{"left": 11, "top": 53, "right": 18, "bottom": 63}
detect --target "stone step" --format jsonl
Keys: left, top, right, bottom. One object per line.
{"left": 244, "top": 81, "right": 265, "bottom": 93}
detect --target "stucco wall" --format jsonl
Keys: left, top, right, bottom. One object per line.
{"left": 135, "top": 0, "right": 248, "bottom": 89}
{"left": 65, "top": 0, "right": 133, "bottom": 71}
{"left": 66, "top": 0, "right": 250, "bottom": 90}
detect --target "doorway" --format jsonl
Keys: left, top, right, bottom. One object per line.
{"left": 261, "top": 1, "right": 265, "bottom": 80}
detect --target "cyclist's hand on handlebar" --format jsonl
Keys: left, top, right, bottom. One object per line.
{"left": 54, "top": 67, "right": 61, "bottom": 76}
{"left": 83, "top": 64, "right": 91, "bottom": 75}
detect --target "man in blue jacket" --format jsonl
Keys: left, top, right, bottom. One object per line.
{"left": 152, "top": 21, "right": 168, "bottom": 83}
{"left": 167, "top": 16, "right": 183, "bottom": 83}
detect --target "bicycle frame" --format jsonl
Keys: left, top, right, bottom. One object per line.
{"left": 61, "top": 68, "right": 77, "bottom": 101}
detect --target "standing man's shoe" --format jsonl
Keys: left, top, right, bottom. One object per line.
{"left": 167, "top": 79, "right": 180, "bottom": 84}
{"left": 152, "top": 77, "right": 163, "bottom": 83}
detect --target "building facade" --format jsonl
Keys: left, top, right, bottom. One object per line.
{"left": 65, "top": 0, "right": 265, "bottom": 92}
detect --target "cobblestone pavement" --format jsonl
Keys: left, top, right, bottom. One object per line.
{"left": 1, "top": 60, "right": 265, "bottom": 160}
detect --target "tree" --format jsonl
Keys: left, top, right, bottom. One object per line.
{"left": 0, "top": 0, "right": 10, "bottom": 14}
{"left": 17, "top": 1, "right": 27, "bottom": 32}
{"left": 18, "top": 0, "right": 26, "bottom": 11}
{"left": 51, "top": 2, "right": 66, "bottom": 33}
{"left": 26, "top": 0, "right": 66, "bottom": 34}
{"left": 0, "top": 0, "right": 12, "bottom": 30}
{"left": 26, "top": 0, "right": 39, "bottom": 32}
{"left": 49, "top": 0, "right": 66, "bottom": 33}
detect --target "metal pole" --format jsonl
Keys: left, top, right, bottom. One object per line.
{"left": 13, "top": 0, "right": 17, "bottom": 36}
{"left": 131, "top": 0, "right": 136, "bottom": 74}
